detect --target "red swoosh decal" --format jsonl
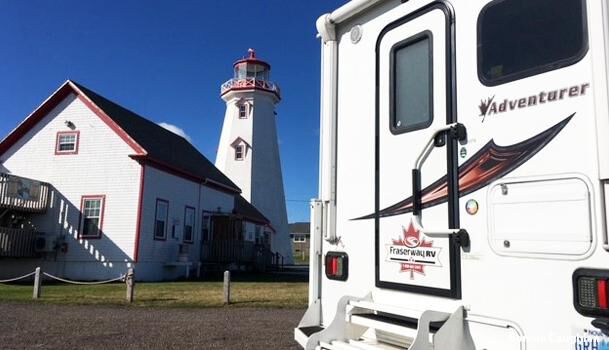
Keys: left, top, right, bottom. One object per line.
{"left": 355, "top": 114, "right": 573, "bottom": 220}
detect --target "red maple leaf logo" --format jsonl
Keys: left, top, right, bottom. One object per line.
{"left": 391, "top": 222, "right": 433, "bottom": 279}
{"left": 392, "top": 222, "right": 432, "bottom": 249}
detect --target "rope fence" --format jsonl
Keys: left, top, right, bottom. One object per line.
{"left": 0, "top": 271, "right": 36, "bottom": 284}
{"left": 42, "top": 272, "right": 125, "bottom": 285}
{"left": 0, "top": 267, "right": 135, "bottom": 302}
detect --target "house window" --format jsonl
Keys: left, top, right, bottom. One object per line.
{"left": 238, "top": 104, "right": 247, "bottom": 119}
{"left": 264, "top": 231, "right": 270, "bottom": 245}
{"left": 183, "top": 206, "right": 195, "bottom": 243}
{"left": 201, "top": 215, "right": 210, "bottom": 241}
{"left": 79, "top": 195, "right": 105, "bottom": 238}
{"left": 478, "top": 0, "right": 587, "bottom": 86}
{"left": 154, "top": 199, "right": 169, "bottom": 240}
{"left": 235, "top": 145, "right": 244, "bottom": 160}
{"left": 293, "top": 234, "right": 306, "bottom": 243}
{"left": 255, "top": 226, "right": 262, "bottom": 244}
{"left": 391, "top": 33, "right": 433, "bottom": 134}
{"left": 55, "top": 131, "right": 80, "bottom": 155}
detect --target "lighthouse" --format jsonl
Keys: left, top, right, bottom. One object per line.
{"left": 216, "top": 49, "right": 292, "bottom": 263}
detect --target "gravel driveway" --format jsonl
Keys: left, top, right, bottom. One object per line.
{"left": 0, "top": 303, "right": 304, "bottom": 349}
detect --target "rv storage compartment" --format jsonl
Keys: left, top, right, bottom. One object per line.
{"left": 488, "top": 176, "right": 592, "bottom": 257}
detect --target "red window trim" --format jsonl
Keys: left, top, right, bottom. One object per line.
{"left": 78, "top": 195, "right": 106, "bottom": 239}
{"left": 55, "top": 131, "right": 80, "bottom": 155}
{"left": 154, "top": 198, "right": 169, "bottom": 241}
{"left": 183, "top": 205, "right": 196, "bottom": 244}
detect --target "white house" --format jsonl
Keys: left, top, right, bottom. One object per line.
{"left": 0, "top": 80, "right": 275, "bottom": 281}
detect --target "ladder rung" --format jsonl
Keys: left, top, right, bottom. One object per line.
{"left": 350, "top": 314, "right": 417, "bottom": 340}
{"left": 348, "top": 337, "right": 408, "bottom": 350}
{"left": 331, "top": 340, "right": 365, "bottom": 350}
{"left": 349, "top": 300, "right": 424, "bottom": 319}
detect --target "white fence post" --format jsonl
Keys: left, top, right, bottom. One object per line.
{"left": 126, "top": 268, "right": 135, "bottom": 303}
{"left": 223, "top": 270, "right": 231, "bottom": 305}
{"left": 32, "top": 267, "right": 41, "bottom": 299}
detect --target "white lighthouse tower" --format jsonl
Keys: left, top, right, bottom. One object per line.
{"left": 216, "top": 49, "right": 292, "bottom": 263}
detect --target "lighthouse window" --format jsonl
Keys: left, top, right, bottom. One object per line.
{"left": 238, "top": 104, "right": 247, "bottom": 118}
{"left": 235, "top": 145, "right": 244, "bottom": 160}
{"left": 478, "top": 0, "right": 587, "bottom": 86}
{"left": 391, "top": 32, "right": 433, "bottom": 134}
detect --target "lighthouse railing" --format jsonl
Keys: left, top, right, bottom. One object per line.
{"left": 220, "top": 78, "right": 281, "bottom": 96}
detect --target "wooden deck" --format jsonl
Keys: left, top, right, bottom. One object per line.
{"left": 0, "top": 173, "right": 50, "bottom": 213}
{"left": 0, "top": 227, "right": 37, "bottom": 258}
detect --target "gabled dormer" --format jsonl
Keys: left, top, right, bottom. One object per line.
{"left": 230, "top": 137, "right": 251, "bottom": 161}
{"left": 235, "top": 98, "right": 253, "bottom": 119}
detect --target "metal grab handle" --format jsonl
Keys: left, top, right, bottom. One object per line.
{"left": 411, "top": 123, "right": 470, "bottom": 248}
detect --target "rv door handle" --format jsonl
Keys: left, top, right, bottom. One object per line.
{"left": 411, "top": 123, "right": 470, "bottom": 249}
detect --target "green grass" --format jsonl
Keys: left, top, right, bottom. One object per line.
{"left": 0, "top": 281, "right": 308, "bottom": 309}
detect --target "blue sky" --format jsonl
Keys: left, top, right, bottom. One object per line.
{"left": 0, "top": 0, "right": 346, "bottom": 223}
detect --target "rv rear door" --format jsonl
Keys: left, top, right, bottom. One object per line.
{"left": 375, "top": 3, "right": 462, "bottom": 298}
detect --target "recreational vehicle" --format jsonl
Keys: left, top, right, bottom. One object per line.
{"left": 296, "top": 0, "right": 609, "bottom": 349}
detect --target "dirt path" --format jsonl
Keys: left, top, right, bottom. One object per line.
{"left": 0, "top": 303, "right": 304, "bottom": 349}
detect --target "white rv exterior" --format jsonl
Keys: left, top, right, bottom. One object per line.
{"left": 297, "top": 0, "right": 609, "bottom": 349}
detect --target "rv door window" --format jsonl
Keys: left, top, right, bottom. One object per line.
{"left": 478, "top": 0, "right": 587, "bottom": 86}
{"left": 391, "top": 33, "right": 433, "bottom": 134}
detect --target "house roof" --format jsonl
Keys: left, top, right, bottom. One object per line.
{"left": 233, "top": 195, "right": 271, "bottom": 226}
{"left": 0, "top": 80, "right": 240, "bottom": 193}
{"left": 289, "top": 222, "right": 310, "bottom": 234}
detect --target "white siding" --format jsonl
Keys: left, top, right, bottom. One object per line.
{"left": 135, "top": 165, "right": 235, "bottom": 280}
{"left": 215, "top": 97, "right": 253, "bottom": 199}
{"left": 0, "top": 93, "right": 141, "bottom": 280}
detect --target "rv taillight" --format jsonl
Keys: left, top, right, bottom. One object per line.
{"left": 325, "top": 252, "right": 348, "bottom": 281}
{"left": 598, "top": 280, "right": 608, "bottom": 309}
{"left": 573, "top": 269, "right": 609, "bottom": 316}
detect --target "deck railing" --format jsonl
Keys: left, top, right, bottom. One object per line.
{"left": 0, "top": 173, "right": 50, "bottom": 213}
{"left": 202, "top": 240, "right": 256, "bottom": 264}
{"left": 201, "top": 240, "right": 276, "bottom": 269}
{"left": 0, "top": 227, "right": 37, "bottom": 258}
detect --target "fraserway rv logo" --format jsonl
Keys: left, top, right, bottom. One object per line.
{"left": 386, "top": 221, "right": 441, "bottom": 280}
{"left": 478, "top": 83, "right": 590, "bottom": 122}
